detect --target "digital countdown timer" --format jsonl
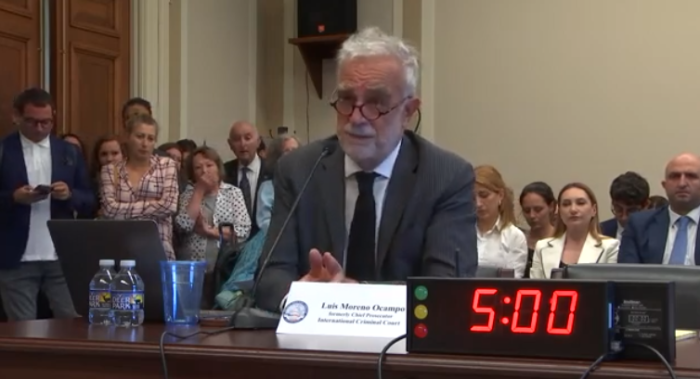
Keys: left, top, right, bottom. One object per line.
{"left": 406, "top": 278, "right": 614, "bottom": 359}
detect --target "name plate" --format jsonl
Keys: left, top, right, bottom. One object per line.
{"left": 276, "top": 282, "right": 407, "bottom": 338}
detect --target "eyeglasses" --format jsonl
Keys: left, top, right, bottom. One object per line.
{"left": 21, "top": 118, "right": 53, "bottom": 127}
{"left": 611, "top": 205, "right": 643, "bottom": 216}
{"left": 330, "top": 96, "right": 409, "bottom": 121}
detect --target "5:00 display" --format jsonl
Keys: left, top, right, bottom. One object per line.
{"left": 470, "top": 289, "right": 579, "bottom": 335}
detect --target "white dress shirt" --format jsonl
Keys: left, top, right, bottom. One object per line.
{"left": 279, "top": 141, "right": 402, "bottom": 310}
{"left": 20, "top": 133, "right": 57, "bottom": 261}
{"left": 616, "top": 223, "right": 624, "bottom": 240}
{"left": 662, "top": 206, "right": 700, "bottom": 265}
{"left": 476, "top": 219, "right": 528, "bottom": 278}
{"left": 238, "top": 154, "right": 261, "bottom": 205}
{"left": 342, "top": 141, "right": 401, "bottom": 266}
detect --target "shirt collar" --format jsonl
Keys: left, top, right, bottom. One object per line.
{"left": 344, "top": 140, "right": 402, "bottom": 179}
{"left": 240, "top": 154, "right": 261, "bottom": 173}
{"left": 19, "top": 133, "right": 50, "bottom": 148}
{"left": 477, "top": 217, "right": 502, "bottom": 237}
{"left": 669, "top": 205, "right": 700, "bottom": 226}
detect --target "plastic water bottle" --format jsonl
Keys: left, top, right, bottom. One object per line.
{"left": 110, "top": 260, "right": 145, "bottom": 327}
{"left": 88, "top": 259, "right": 117, "bottom": 325}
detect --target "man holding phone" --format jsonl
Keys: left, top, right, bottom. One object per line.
{"left": 0, "top": 88, "right": 95, "bottom": 321}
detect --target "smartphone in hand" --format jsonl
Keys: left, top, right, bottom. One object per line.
{"left": 33, "top": 185, "right": 51, "bottom": 195}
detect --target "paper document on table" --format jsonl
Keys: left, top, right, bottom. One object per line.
{"left": 675, "top": 330, "right": 696, "bottom": 341}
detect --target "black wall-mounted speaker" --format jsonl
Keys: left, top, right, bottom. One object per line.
{"left": 297, "top": 0, "right": 357, "bottom": 38}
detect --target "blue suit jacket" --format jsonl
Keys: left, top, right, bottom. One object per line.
{"left": 599, "top": 218, "right": 618, "bottom": 238}
{"left": 0, "top": 132, "right": 96, "bottom": 269}
{"left": 618, "top": 206, "right": 700, "bottom": 264}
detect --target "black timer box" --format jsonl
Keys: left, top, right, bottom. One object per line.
{"left": 611, "top": 281, "right": 675, "bottom": 362}
{"left": 406, "top": 278, "right": 614, "bottom": 360}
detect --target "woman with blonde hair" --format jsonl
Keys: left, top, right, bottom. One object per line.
{"left": 530, "top": 182, "right": 619, "bottom": 279}
{"left": 474, "top": 165, "right": 528, "bottom": 278}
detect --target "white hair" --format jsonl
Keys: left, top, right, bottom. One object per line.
{"left": 336, "top": 27, "right": 420, "bottom": 95}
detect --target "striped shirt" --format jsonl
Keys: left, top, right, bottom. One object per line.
{"left": 99, "top": 155, "right": 179, "bottom": 260}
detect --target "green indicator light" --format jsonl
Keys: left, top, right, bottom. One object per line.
{"left": 414, "top": 285, "right": 428, "bottom": 300}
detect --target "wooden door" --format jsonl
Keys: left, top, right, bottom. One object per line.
{"left": 0, "top": 0, "right": 41, "bottom": 139}
{"left": 52, "top": 0, "right": 130, "bottom": 152}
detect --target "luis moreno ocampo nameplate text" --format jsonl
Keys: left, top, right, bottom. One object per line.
{"left": 318, "top": 302, "right": 405, "bottom": 326}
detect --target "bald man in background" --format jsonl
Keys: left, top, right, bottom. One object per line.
{"left": 619, "top": 153, "right": 700, "bottom": 265}
{"left": 224, "top": 121, "right": 267, "bottom": 231}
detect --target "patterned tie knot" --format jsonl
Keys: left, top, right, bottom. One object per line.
{"left": 355, "top": 171, "right": 378, "bottom": 193}
{"left": 677, "top": 216, "right": 691, "bottom": 228}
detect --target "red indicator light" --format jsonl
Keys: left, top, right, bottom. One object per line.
{"left": 501, "top": 317, "right": 509, "bottom": 325}
{"left": 503, "top": 296, "right": 511, "bottom": 304}
{"left": 318, "top": 24, "right": 326, "bottom": 33}
{"left": 414, "top": 323, "right": 428, "bottom": 338}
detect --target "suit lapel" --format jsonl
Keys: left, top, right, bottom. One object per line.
{"left": 542, "top": 236, "right": 564, "bottom": 278}
{"left": 231, "top": 159, "right": 239, "bottom": 185}
{"left": 376, "top": 139, "right": 417, "bottom": 270}
{"left": 50, "top": 136, "right": 62, "bottom": 183}
{"left": 6, "top": 133, "right": 28, "bottom": 184}
{"left": 648, "top": 210, "right": 669, "bottom": 264}
{"left": 319, "top": 147, "right": 346, "bottom": 262}
{"left": 578, "top": 234, "right": 604, "bottom": 263}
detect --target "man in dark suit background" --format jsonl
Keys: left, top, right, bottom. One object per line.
{"left": 0, "top": 88, "right": 95, "bottom": 320}
{"left": 599, "top": 171, "right": 650, "bottom": 239}
{"left": 619, "top": 153, "right": 700, "bottom": 265}
{"left": 254, "top": 27, "right": 477, "bottom": 312}
{"left": 223, "top": 121, "right": 267, "bottom": 231}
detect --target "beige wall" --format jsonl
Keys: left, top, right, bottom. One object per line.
{"left": 167, "top": 0, "right": 257, "bottom": 161}
{"left": 431, "top": 0, "right": 700, "bottom": 218}
{"left": 148, "top": 1, "right": 700, "bottom": 220}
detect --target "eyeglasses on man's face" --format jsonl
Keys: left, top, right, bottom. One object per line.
{"left": 330, "top": 95, "right": 409, "bottom": 121}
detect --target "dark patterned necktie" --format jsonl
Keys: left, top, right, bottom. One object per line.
{"left": 345, "top": 172, "right": 378, "bottom": 282}
{"left": 239, "top": 166, "right": 252, "bottom": 214}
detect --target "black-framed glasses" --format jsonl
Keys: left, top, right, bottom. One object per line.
{"left": 21, "top": 118, "right": 53, "bottom": 127}
{"left": 611, "top": 204, "right": 643, "bottom": 216}
{"left": 330, "top": 96, "right": 409, "bottom": 121}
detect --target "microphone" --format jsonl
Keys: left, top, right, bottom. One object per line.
{"left": 228, "top": 143, "right": 336, "bottom": 329}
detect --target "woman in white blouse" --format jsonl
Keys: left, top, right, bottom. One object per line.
{"left": 474, "top": 165, "right": 528, "bottom": 278}
{"left": 175, "top": 147, "right": 251, "bottom": 270}
{"left": 530, "top": 182, "right": 619, "bottom": 279}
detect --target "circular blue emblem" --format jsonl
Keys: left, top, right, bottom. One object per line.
{"left": 282, "top": 301, "right": 309, "bottom": 324}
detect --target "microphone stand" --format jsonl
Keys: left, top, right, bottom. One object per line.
{"left": 228, "top": 146, "right": 333, "bottom": 329}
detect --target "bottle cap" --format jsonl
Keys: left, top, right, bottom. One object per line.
{"left": 99, "top": 259, "right": 115, "bottom": 267}
{"left": 120, "top": 260, "right": 136, "bottom": 267}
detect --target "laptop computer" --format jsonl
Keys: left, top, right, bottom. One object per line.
{"left": 48, "top": 219, "right": 167, "bottom": 323}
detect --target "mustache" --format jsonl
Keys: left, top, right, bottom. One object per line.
{"left": 344, "top": 124, "right": 374, "bottom": 137}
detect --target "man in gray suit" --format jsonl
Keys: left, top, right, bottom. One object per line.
{"left": 254, "top": 27, "right": 477, "bottom": 312}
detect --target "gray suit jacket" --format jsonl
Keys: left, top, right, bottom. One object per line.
{"left": 254, "top": 131, "right": 477, "bottom": 311}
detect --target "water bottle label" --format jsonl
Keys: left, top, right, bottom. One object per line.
{"left": 111, "top": 291, "right": 145, "bottom": 311}
{"left": 89, "top": 290, "right": 112, "bottom": 309}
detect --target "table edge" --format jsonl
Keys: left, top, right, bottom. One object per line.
{"left": 1, "top": 337, "right": 699, "bottom": 378}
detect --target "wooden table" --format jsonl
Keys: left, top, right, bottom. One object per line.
{"left": 0, "top": 319, "right": 698, "bottom": 379}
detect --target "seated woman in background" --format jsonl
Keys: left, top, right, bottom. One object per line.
{"left": 474, "top": 165, "right": 528, "bottom": 278}
{"left": 256, "top": 134, "right": 301, "bottom": 232}
{"left": 215, "top": 134, "right": 301, "bottom": 309}
{"left": 519, "top": 181, "right": 557, "bottom": 278}
{"left": 175, "top": 146, "right": 251, "bottom": 268}
{"left": 99, "top": 114, "right": 179, "bottom": 260}
{"left": 530, "top": 182, "right": 619, "bottom": 279}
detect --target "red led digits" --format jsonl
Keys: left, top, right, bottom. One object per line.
{"left": 470, "top": 288, "right": 497, "bottom": 332}
{"left": 547, "top": 290, "right": 579, "bottom": 335}
{"left": 510, "top": 290, "right": 542, "bottom": 333}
